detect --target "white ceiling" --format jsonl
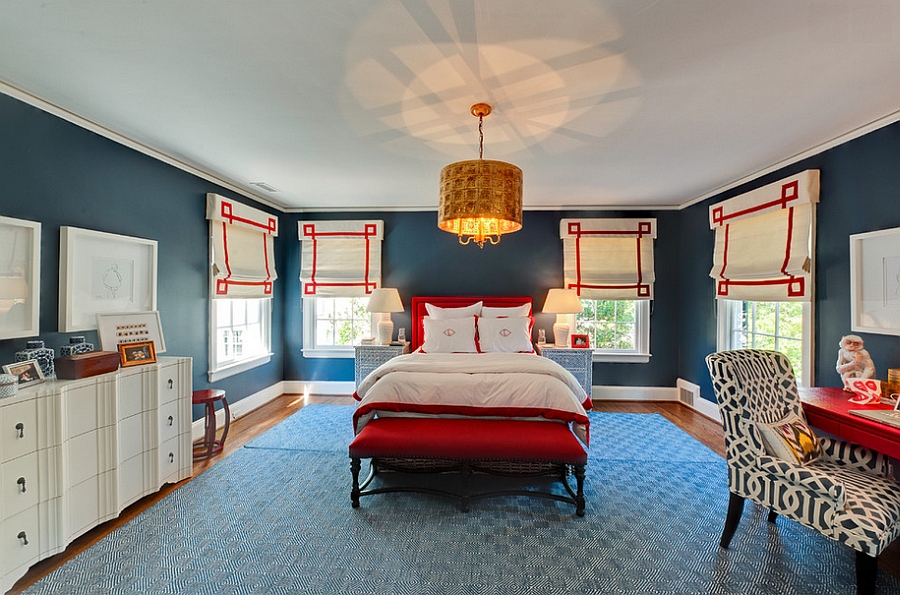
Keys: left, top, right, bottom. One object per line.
{"left": 2, "top": 0, "right": 899, "bottom": 212}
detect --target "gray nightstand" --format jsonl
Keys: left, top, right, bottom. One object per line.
{"left": 354, "top": 344, "right": 407, "bottom": 387}
{"left": 540, "top": 346, "right": 593, "bottom": 398}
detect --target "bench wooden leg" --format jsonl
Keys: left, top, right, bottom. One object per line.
{"left": 350, "top": 457, "right": 361, "bottom": 508}
{"left": 574, "top": 464, "right": 586, "bottom": 517}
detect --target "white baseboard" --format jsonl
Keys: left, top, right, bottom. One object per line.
{"left": 675, "top": 378, "right": 720, "bottom": 421}
{"left": 281, "top": 380, "right": 355, "bottom": 396}
{"left": 591, "top": 385, "right": 678, "bottom": 401}
{"left": 192, "top": 381, "right": 286, "bottom": 441}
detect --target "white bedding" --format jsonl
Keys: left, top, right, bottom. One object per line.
{"left": 353, "top": 352, "right": 591, "bottom": 445}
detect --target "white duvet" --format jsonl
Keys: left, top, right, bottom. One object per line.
{"left": 353, "top": 352, "right": 591, "bottom": 444}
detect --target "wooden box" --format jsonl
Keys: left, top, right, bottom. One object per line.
{"left": 55, "top": 351, "right": 120, "bottom": 379}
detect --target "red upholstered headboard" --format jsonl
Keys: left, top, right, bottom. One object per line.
{"left": 410, "top": 296, "right": 533, "bottom": 352}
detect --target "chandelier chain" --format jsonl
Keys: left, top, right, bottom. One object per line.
{"left": 478, "top": 116, "right": 484, "bottom": 160}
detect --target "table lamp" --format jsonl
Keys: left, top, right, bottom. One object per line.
{"left": 542, "top": 288, "right": 583, "bottom": 347}
{"left": 366, "top": 288, "right": 404, "bottom": 344}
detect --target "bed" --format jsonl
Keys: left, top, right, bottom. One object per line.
{"left": 348, "top": 296, "right": 592, "bottom": 515}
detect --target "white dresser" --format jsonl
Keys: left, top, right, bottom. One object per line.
{"left": 0, "top": 356, "right": 192, "bottom": 594}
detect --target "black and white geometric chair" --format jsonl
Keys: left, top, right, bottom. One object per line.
{"left": 706, "top": 349, "right": 900, "bottom": 595}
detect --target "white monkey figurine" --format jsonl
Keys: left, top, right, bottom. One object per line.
{"left": 835, "top": 334, "right": 876, "bottom": 390}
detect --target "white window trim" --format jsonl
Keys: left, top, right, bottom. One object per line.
{"left": 716, "top": 299, "right": 814, "bottom": 386}
{"left": 571, "top": 300, "right": 651, "bottom": 364}
{"left": 301, "top": 297, "right": 376, "bottom": 358}
{"left": 207, "top": 298, "right": 274, "bottom": 381}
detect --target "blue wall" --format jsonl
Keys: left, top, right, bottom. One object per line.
{"left": 0, "top": 94, "right": 284, "bottom": 419}
{"left": 4, "top": 88, "right": 900, "bottom": 411}
{"left": 677, "top": 122, "right": 900, "bottom": 402}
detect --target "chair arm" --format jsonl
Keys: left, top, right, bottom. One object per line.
{"left": 818, "top": 437, "right": 893, "bottom": 477}
{"left": 757, "top": 455, "right": 846, "bottom": 507}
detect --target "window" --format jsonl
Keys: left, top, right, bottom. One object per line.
{"left": 717, "top": 299, "right": 812, "bottom": 386}
{"left": 574, "top": 299, "right": 650, "bottom": 363}
{"left": 302, "top": 296, "right": 374, "bottom": 357}
{"left": 209, "top": 298, "right": 272, "bottom": 381}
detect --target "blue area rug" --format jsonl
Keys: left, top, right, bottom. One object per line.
{"left": 22, "top": 405, "right": 900, "bottom": 594}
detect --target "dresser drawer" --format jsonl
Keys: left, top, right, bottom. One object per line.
{"left": 158, "top": 437, "right": 180, "bottom": 484}
{"left": 1, "top": 505, "right": 39, "bottom": 576}
{"left": 158, "top": 400, "right": 179, "bottom": 444}
{"left": 1, "top": 452, "right": 40, "bottom": 518}
{"left": 157, "top": 363, "right": 182, "bottom": 405}
{"left": 0, "top": 399, "right": 38, "bottom": 463}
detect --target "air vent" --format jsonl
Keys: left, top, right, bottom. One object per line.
{"left": 249, "top": 181, "right": 279, "bottom": 193}
{"left": 676, "top": 378, "right": 700, "bottom": 407}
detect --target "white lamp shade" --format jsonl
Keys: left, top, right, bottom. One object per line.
{"left": 542, "top": 288, "right": 583, "bottom": 314}
{"left": 366, "top": 288, "right": 404, "bottom": 313}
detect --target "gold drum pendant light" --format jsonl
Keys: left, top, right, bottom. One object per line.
{"left": 438, "top": 103, "right": 523, "bottom": 248}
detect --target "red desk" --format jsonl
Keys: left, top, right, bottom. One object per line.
{"left": 801, "top": 386, "right": 900, "bottom": 459}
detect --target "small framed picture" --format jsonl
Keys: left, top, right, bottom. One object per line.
{"left": 571, "top": 334, "right": 590, "bottom": 348}
{"left": 118, "top": 340, "right": 157, "bottom": 367}
{"left": 2, "top": 359, "right": 45, "bottom": 386}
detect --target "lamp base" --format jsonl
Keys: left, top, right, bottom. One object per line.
{"left": 553, "top": 322, "right": 570, "bottom": 347}
{"left": 377, "top": 319, "right": 394, "bottom": 345}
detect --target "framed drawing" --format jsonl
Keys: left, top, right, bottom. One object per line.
{"left": 59, "top": 226, "right": 157, "bottom": 332}
{"left": 118, "top": 340, "right": 157, "bottom": 367}
{"left": 2, "top": 359, "right": 45, "bottom": 386}
{"left": 850, "top": 227, "right": 900, "bottom": 336}
{"left": 97, "top": 311, "right": 166, "bottom": 353}
{"left": 0, "top": 215, "right": 40, "bottom": 340}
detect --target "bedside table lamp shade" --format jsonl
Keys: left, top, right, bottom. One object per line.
{"left": 542, "top": 289, "right": 583, "bottom": 347}
{"left": 367, "top": 288, "right": 404, "bottom": 344}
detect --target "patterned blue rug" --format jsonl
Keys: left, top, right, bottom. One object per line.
{"left": 21, "top": 405, "right": 900, "bottom": 595}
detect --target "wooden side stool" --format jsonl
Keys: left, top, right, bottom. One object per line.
{"left": 192, "top": 389, "right": 230, "bottom": 459}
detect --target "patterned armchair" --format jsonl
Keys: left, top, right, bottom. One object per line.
{"left": 706, "top": 349, "right": 900, "bottom": 595}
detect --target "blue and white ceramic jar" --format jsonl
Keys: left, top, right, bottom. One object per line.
{"left": 15, "top": 340, "right": 55, "bottom": 378}
{"left": 60, "top": 336, "right": 94, "bottom": 357}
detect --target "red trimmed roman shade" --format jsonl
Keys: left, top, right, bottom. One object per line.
{"left": 709, "top": 170, "right": 819, "bottom": 302}
{"left": 206, "top": 194, "right": 278, "bottom": 298}
{"left": 299, "top": 220, "right": 383, "bottom": 297}
{"left": 561, "top": 218, "right": 656, "bottom": 300}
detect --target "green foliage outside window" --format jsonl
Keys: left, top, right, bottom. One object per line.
{"left": 735, "top": 301, "right": 804, "bottom": 384}
{"left": 316, "top": 297, "right": 371, "bottom": 347}
{"left": 576, "top": 300, "right": 636, "bottom": 350}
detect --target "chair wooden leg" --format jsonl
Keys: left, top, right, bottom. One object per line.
{"left": 855, "top": 550, "right": 877, "bottom": 595}
{"left": 720, "top": 492, "right": 745, "bottom": 548}
{"left": 767, "top": 509, "right": 778, "bottom": 523}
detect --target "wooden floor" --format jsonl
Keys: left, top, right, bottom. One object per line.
{"left": 6, "top": 396, "right": 899, "bottom": 593}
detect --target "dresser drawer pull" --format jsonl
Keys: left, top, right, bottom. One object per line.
{"left": 168, "top": 415, "right": 174, "bottom": 426}
{"left": 17, "top": 531, "right": 28, "bottom": 546}
{"left": 168, "top": 379, "right": 174, "bottom": 390}
{"left": 15, "top": 422, "right": 24, "bottom": 438}
{"left": 17, "top": 477, "right": 26, "bottom": 493}
{"left": 168, "top": 452, "right": 174, "bottom": 463}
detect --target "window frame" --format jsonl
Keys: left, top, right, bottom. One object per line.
{"left": 716, "top": 299, "right": 813, "bottom": 386}
{"left": 208, "top": 297, "right": 273, "bottom": 382}
{"left": 301, "top": 296, "right": 376, "bottom": 358}
{"left": 573, "top": 299, "right": 651, "bottom": 363}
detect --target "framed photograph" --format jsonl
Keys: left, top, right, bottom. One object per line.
{"left": 118, "top": 340, "right": 157, "bottom": 367}
{"left": 0, "top": 215, "right": 41, "bottom": 340}
{"left": 571, "top": 334, "right": 590, "bottom": 348}
{"left": 59, "top": 226, "right": 157, "bottom": 332}
{"left": 2, "top": 359, "right": 45, "bottom": 386}
{"left": 850, "top": 227, "right": 900, "bottom": 336}
{"left": 97, "top": 311, "right": 166, "bottom": 353}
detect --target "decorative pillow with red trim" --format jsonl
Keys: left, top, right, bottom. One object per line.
{"left": 477, "top": 317, "right": 534, "bottom": 353}
{"left": 425, "top": 301, "right": 482, "bottom": 319}
{"left": 481, "top": 303, "right": 532, "bottom": 318}
{"left": 421, "top": 316, "right": 478, "bottom": 353}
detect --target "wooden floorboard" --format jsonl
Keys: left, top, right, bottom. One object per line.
{"left": 7, "top": 396, "right": 899, "bottom": 593}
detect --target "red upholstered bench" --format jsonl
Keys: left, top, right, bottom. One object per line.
{"left": 349, "top": 417, "right": 587, "bottom": 515}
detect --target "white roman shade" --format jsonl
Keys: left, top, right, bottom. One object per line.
{"left": 299, "top": 220, "right": 383, "bottom": 297}
{"left": 709, "top": 170, "right": 819, "bottom": 302}
{"left": 206, "top": 193, "right": 279, "bottom": 298}
{"left": 561, "top": 218, "right": 656, "bottom": 300}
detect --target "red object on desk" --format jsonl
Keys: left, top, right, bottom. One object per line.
{"left": 801, "top": 386, "right": 900, "bottom": 459}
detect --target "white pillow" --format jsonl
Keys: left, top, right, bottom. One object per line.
{"left": 421, "top": 316, "right": 478, "bottom": 353}
{"left": 425, "top": 301, "right": 482, "bottom": 319}
{"left": 481, "top": 303, "right": 532, "bottom": 318}
{"left": 477, "top": 317, "right": 534, "bottom": 353}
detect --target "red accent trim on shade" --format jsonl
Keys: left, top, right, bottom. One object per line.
{"left": 711, "top": 180, "right": 802, "bottom": 227}
{"left": 301, "top": 222, "right": 379, "bottom": 296}
{"left": 781, "top": 207, "right": 795, "bottom": 276}
{"left": 719, "top": 224, "right": 730, "bottom": 279}
{"left": 716, "top": 276, "right": 805, "bottom": 298}
{"left": 566, "top": 220, "right": 653, "bottom": 296}
{"left": 216, "top": 220, "right": 274, "bottom": 296}
{"left": 220, "top": 200, "right": 276, "bottom": 233}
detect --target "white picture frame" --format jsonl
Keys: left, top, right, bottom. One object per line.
{"left": 59, "top": 226, "right": 157, "bottom": 332}
{"left": 97, "top": 311, "right": 167, "bottom": 354}
{"left": 850, "top": 226, "right": 900, "bottom": 336}
{"left": 0, "top": 215, "right": 41, "bottom": 340}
